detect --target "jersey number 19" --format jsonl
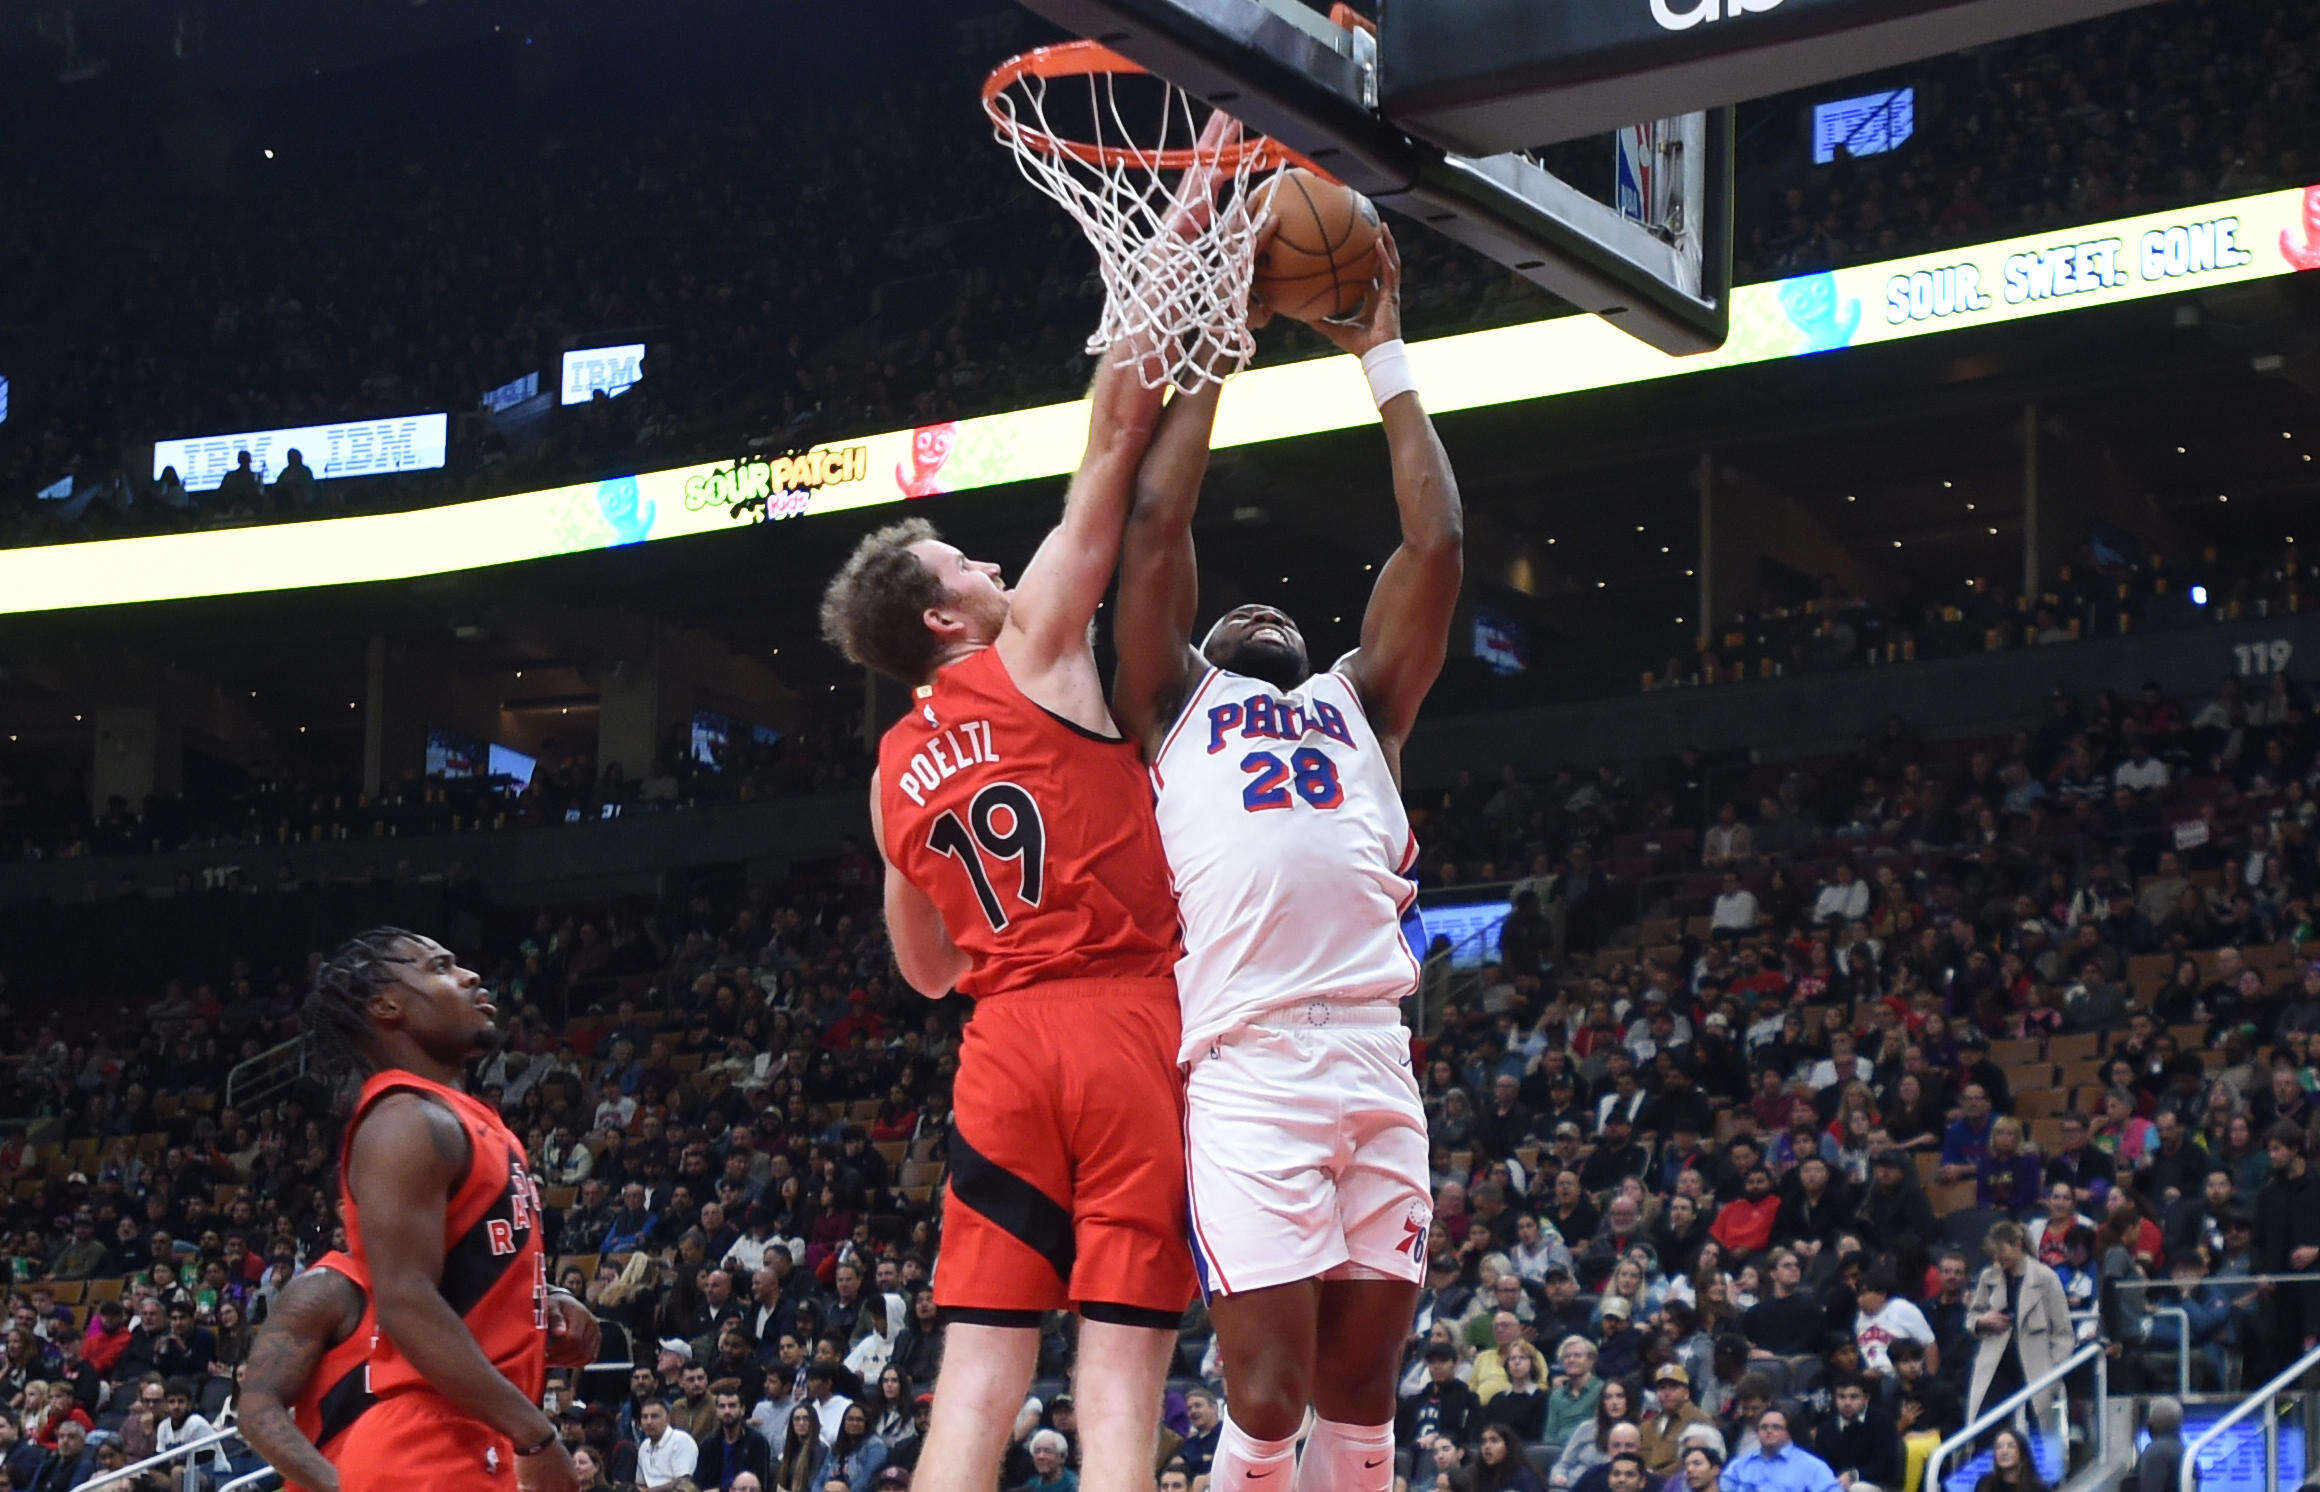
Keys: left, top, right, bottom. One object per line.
{"left": 928, "top": 781, "right": 1047, "bottom": 931}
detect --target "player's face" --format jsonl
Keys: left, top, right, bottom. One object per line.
{"left": 910, "top": 539, "right": 1010, "bottom": 642}
{"left": 1202, "top": 604, "right": 1310, "bottom": 691}
{"left": 379, "top": 935, "right": 502, "bottom": 1059}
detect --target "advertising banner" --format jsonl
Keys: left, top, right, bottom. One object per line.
{"left": 5, "top": 182, "right": 2315, "bottom": 616}
{"left": 152, "top": 414, "right": 450, "bottom": 492}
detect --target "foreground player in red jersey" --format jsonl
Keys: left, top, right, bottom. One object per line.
{"left": 298, "top": 928, "right": 600, "bottom": 1492}
{"left": 817, "top": 286, "right": 1211, "bottom": 1492}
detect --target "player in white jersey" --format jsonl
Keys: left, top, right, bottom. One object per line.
{"left": 1112, "top": 228, "right": 1462, "bottom": 1492}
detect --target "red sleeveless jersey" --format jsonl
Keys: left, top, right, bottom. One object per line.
{"left": 878, "top": 646, "right": 1180, "bottom": 998}
{"left": 338, "top": 1070, "right": 547, "bottom": 1404}
{"left": 286, "top": 1251, "right": 375, "bottom": 1492}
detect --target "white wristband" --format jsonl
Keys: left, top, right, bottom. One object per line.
{"left": 1361, "top": 339, "right": 1417, "bottom": 410}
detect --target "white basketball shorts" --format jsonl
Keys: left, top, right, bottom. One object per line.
{"left": 1183, "top": 1006, "right": 1432, "bottom": 1297}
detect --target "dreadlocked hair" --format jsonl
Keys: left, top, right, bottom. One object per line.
{"left": 303, "top": 926, "right": 424, "bottom": 1086}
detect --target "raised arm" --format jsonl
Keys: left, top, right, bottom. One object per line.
{"left": 993, "top": 354, "right": 1168, "bottom": 678}
{"left": 1332, "top": 230, "right": 1464, "bottom": 760}
{"left": 871, "top": 776, "right": 970, "bottom": 998}
{"left": 236, "top": 1271, "right": 364, "bottom": 1492}
{"left": 1112, "top": 371, "right": 1226, "bottom": 752}
{"left": 1002, "top": 113, "right": 1248, "bottom": 694}
{"left": 345, "top": 1092, "right": 576, "bottom": 1491}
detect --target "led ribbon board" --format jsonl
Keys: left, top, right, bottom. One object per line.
{"left": 2, "top": 182, "right": 2314, "bottom": 616}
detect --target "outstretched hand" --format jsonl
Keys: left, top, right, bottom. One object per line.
{"left": 1313, "top": 223, "right": 1403, "bottom": 356}
{"left": 1164, "top": 111, "right": 1243, "bottom": 243}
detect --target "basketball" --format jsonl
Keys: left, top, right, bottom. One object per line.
{"left": 1251, "top": 167, "right": 1383, "bottom": 324}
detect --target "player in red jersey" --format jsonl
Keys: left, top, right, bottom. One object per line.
{"left": 299, "top": 928, "right": 600, "bottom": 1492}
{"left": 815, "top": 137, "right": 1254, "bottom": 1492}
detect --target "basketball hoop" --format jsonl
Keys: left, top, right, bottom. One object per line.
{"left": 984, "top": 41, "right": 1315, "bottom": 391}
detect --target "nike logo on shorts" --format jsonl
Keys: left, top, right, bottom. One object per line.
{"left": 1364, "top": 1455, "right": 1388, "bottom": 1468}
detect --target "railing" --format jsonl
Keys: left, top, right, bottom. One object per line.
{"left": 77, "top": 1426, "right": 241, "bottom": 1492}
{"left": 225, "top": 1034, "right": 310, "bottom": 1112}
{"left": 1923, "top": 1338, "right": 2106, "bottom": 1492}
{"left": 2113, "top": 1270, "right": 2320, "bottom": 1400}
{"left": 2181, "top": 1339, "right": 2320, "bottom": 1491}
{"left": 221, "top": 1469, "right": 280, "bottom": 1492}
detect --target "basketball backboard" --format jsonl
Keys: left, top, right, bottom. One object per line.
{"left": 1011, "top": 0, "right": 2167, "bottom": 357}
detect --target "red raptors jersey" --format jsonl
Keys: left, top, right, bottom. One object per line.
{"left": 287, "top": 1251, "right": 375, "bottom": 1492}
{"left": 879, "top": 646, "right": 1180, "bottom": 998}
{"left": 338, "top": 1070, "right": 547, "bottom": 1404}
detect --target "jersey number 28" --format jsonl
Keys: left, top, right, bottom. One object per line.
{"left": 928, "top": 782, "right": 1047, "bottom": 931}
{"left": 1241, "top": 748, "right": 1345, "bottom": 812}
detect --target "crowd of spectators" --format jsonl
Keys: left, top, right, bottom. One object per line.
{"left": 0, "top": 704, "right": 868, "bottom": 866}
{"left": 1648, "top": 540, "right": 2315, "bottom": 696}
{"left": 1742, "top": 0, "right": 2320, "bottom": 281}
{"left": 7, "top": 0, "right": 2316, "bottom": 550}
{"left": 0, "top": 666, "right": 2317, "bottom": 1489}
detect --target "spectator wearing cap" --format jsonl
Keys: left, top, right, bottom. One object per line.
{"left": 1397, "top": 1340, "right": 1481, "bottom": 1460}
{"left": 1595, "top": 1295, "right": 1643, "bottom": 1381}
{"left": 1640, "top": 1366, "right": 1712, "bottom": 1477}
{"left": 50, "top": 1215, "right": 105, "bottom": 1281}
{"left": 1538, "top": 1268, "right": 1596, "bottom": 1347}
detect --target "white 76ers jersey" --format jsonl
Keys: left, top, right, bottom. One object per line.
{"left": 1151, "top": 667, "right": 1421, "bottom": 1061}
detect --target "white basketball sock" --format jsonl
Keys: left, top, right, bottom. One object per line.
{"left": 1295, "top": 1416, "right": 1395, "bottom": 1492}
{"left": 1211, "top": 1410, "right": 1299, "bottom": 1491}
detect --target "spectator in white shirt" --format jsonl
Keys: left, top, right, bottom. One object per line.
{"left": 635, "top": 1398, "right": 701, "bottom": 1491}
{"left": 805, "top": 1364, "right": 854, "bottom": 1444}
{"left": 1702, "top": 803, "right": 1755, "bottom": 867}
{"left": 2113, "top": 742, "right": 2170, "bottom": 793}
{"left": 1851, "top": 1269, "right": 1934, "bottom": 1377}
{"left": 1811, "top": 863, "right": 1870, "bottom": 925}
{"left": 157, "top": 1380, "right": 232, "bottom": 1475}
{"left": 1710, "top": 872, "right": 1760, "bottom": 938}
{"left": 1807, "top": 1032, "right": 1873, "bottom": 1095}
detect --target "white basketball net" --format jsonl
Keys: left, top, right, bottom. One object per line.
{"left": 987, "top": 58, "right": 1281, "bottom": 392}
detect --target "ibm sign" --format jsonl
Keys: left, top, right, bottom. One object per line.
{"left": 561, "top": 344, "right": 647, "bottom": 405}
{"left": 153, "top": 414, "right": 451, "bottom": 492}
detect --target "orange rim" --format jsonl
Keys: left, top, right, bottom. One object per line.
{"left": 983, "top": 41, "right": 1321, "bottom": 176}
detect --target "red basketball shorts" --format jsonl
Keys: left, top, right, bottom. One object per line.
{"left": 337, "top": 1392, "right": 516, "bottom": 1492}
{"left": 935, "top": 977, "right": 1196, "bottom": 1319}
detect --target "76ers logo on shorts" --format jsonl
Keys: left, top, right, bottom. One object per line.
{"left": 1401, "top": 1202, "right": 1432, "bottom": 1264}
